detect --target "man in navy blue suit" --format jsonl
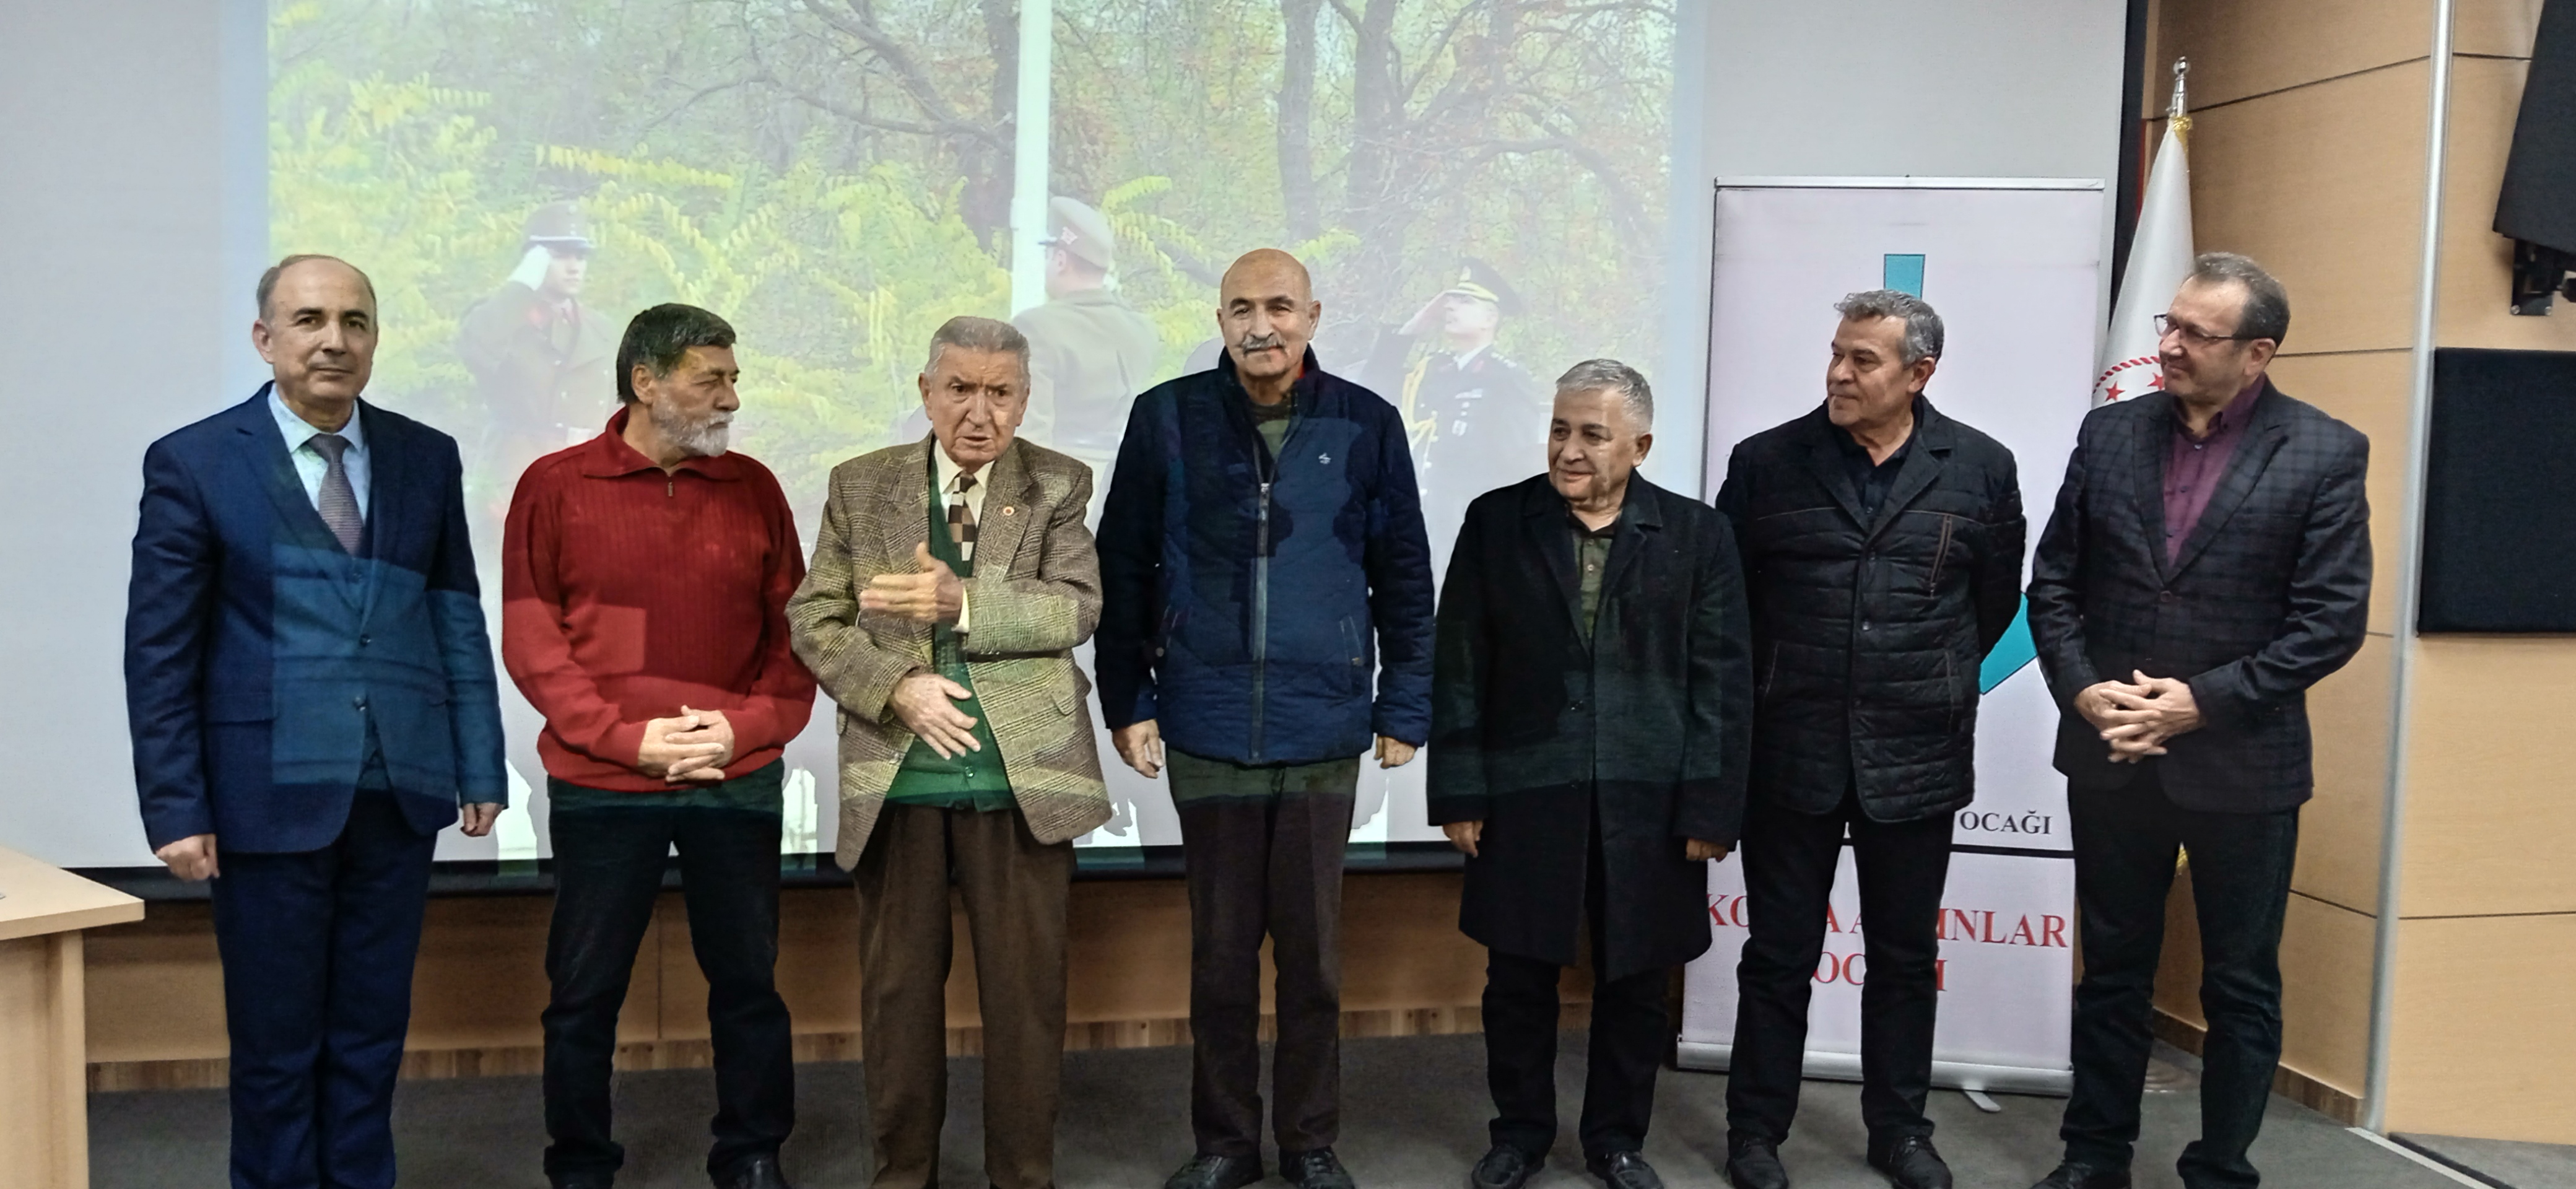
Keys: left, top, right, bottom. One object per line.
{"left": 125, "top": 253, "right": 508, "bottom": 1189}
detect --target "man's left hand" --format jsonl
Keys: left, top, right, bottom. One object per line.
{"left": 2096, "top": 670, "right": 2203, "bottom": 762}
{"left": 1686, "top": 838, "right": 1731, "bottom": 863}
{"left": 1375, "top": 736, "right": 1417, "bottom": 769}
{"left": 458, "top": 803, "right": 503, "bottom": 837}
{"left": 861, "top": 542, "right": 965, "bottom": 625}
{"left": 663, "top": 707, "right": 737, "bottom": 783}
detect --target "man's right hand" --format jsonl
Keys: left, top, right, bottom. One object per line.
{"left": 1112, "top": 719, "right": 1165, "bottom": 779}
{"left": 156, "top": 834, "right": 219, "bottom": 882}
{"left": 1443, "top": 820, "right": 1482, "bottom": 858}
{"left": 637, "top": 713, "right": 726, "bottom": 778}
{"left": 2076, "top": 678, "right": 2160, "bottom": 764}
{"left": 890, "top": 670, "right": 983, "bottom": 759}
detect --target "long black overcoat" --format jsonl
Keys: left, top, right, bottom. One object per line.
{"left": 1426, "top": 475, "right": 1752, "bottom": 980}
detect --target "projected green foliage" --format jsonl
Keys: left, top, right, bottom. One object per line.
{"left": 269, "top": 0, "right": 1674, "bottom": 507}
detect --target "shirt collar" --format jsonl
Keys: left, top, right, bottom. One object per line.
{"left": 2174, "top": 374, "right": 2266, "bottom": 442}
{"left": 1451, "top": 342, "right": 1491, "bottom": 370}
{"left": 580, "top": 406, "right": 742, "bottom": 479}
{"left": 932, "top": 438, "right": 996, "bottom": 492}
{"left": 267, "top": 385, "right": 367, "bottom": 455}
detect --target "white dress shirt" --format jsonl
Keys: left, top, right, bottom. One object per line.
{"left": 268, "top": 388, "right": 372, "bottom": 521}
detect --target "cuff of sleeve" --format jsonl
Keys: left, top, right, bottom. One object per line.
{"left": 1424, "top": 795, "right": 1493, "bottom": 827}
{"left": 728, "top": 705, "right": 780, "bottom": 754}
{"left": 599, "top": 721, "right": 650, "bottom": 773}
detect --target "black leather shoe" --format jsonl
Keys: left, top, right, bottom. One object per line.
{"left": 2030, "top": 1162, "right": 2131, "bottom": 1189}
{"left": 1585, "top": 1151, "right": 1665, "bottom": 1189}
{"left": 1282, "top": 1147, "right": 1358, "bottom": 1189}
{"left": 713, "top": 1154, "right": 790, "bottom": 1189}
{"left": 1868, "top": 1135, "right": 1950, "bottom": 1189}
{"left": 1470, "top": 1144, "right": 1542, "bottom": 1189}
{"left": 1724, "top": 1136, "right": 1790, "bottom": 1189}
{"left": 1164, "top": 1153, "right": 1264, "bottom": 1189}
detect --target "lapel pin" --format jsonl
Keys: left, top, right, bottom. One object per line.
{"left": 1001, "top": 505, "right": 1016, "bottom": 516}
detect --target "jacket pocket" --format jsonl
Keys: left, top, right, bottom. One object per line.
{"left": 1927, "top": 513, "right": 1957, "bottom": 594}
{"left": 1759, "top": 643, "right": 1781, "bottom": 699}
{"left": 1338, "top": 616, "right": 1368, "bottom": 693}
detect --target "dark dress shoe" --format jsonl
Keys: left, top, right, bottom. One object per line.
{"left": 1471, "top": 1144, "right": 1543, "bottom": 1189}
{"left": 1585, "top": 1150, "right": 1666, "bottom": 1189}
{"left": 1282, "top": 1146, "right": 1358, "bottom": 1189}
{"left": 1164, "top": 1152, "right": 1264, "bottom": 1189}
{"left": 713, "top": 1154, "right": 790, "bottom": 1189}
{"left": 1868, "top": 1136, "right": 1951, "bottom": 1189}
{"left": 1724, "top": 1136, "right": 1790, "bottom": 1189}
{"left": 2031, "top": 1162, "right": 2131, "bottom": 1189}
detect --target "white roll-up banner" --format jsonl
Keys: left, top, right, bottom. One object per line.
{"left": 1681, "top": 178, "right": 2105, "bottom": 1095}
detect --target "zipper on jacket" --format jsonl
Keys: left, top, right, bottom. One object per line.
{"left": 666, "top": 477, "right": 675, "bottom": 498}
{"left": 1244, "top": 402, "right": 1303, "bottom": 764}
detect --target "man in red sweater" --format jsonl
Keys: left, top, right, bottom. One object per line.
{"left": 502, "top": 303, "right": 816, "bottom": 1189}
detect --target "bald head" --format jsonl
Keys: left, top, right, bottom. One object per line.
{"left": 1217, "top": 249, "right": 1321, "bottom": 393}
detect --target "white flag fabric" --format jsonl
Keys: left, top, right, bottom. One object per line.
{"left": 2094, "top": 120, "right": 2193, "bottom": 404}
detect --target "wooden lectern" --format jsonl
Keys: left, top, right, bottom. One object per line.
{"left": 0, "top": 847, "right": 144, "bottom": 1189}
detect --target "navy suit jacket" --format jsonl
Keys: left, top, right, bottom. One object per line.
{"left": 125, "top": 387, "right": 508, "bottom": 853}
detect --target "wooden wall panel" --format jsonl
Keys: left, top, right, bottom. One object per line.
{"left": 2276, "top": 892, "right": 2376, "bottom": 1095}
{"left": 2261, "top": 351, "right": 2411, "bottom": 635}
{"left": 2398, "top": 636, "right": 2576, "bottom": 918}
{"left": 2455, "top": 0, "right": 2544, "bottom": 58}
{"left": 81, "top": 903, "right": 225, "bottom": 1065}
{"left": 2383, "top": 912, "right": 2576, "bottom": 1143}
{"left": 2156, "top": 0, "right": 2430, "bottom": 109}
{"left": 2185, "top": 64, "right": 2431, "bottom": 356}
{"left": 2436, "top": 57, "right": 2576, "bottom": 351}
{"left": 2292, "top": 634, "right": 2392, "bottom": 913}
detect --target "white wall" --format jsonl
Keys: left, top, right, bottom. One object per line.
{"left": 1658, "top": 0, "right": 2131, "bottom": 488}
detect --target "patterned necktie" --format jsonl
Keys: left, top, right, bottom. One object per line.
{"left": 308, "top": 432, "right": 363, "bottom": 555}
{"left": 946, "top": 471, "right": 978, "bottom": 564}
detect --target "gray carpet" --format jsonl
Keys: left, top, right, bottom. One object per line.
{"left": 2396, "top": 1133, "right": 2576, "bottom": 1188}
{"left": 90, "top": 1033, "right": 2471, "bottom": 1188}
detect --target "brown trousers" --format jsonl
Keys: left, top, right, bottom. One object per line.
{"left": 851, "top": 803, "right": 1074, "bottom": 1189}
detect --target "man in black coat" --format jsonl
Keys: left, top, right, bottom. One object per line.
{"left": 2024, "top": 255, "right": 2369, "bottom": 1189}
{"left": 1713, "top": 290, "right": 2025, "bottom": 1189}
{"left": 1429, "top": 359, "right": 1752, "bottom": 1189}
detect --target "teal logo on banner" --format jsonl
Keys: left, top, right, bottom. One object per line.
{"left": 1886, "top": 252, "right": 2035, "bottom": 694}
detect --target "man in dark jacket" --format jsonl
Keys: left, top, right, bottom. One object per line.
{"left": 2024, "top": 255, "right": 2369, "bottom": 1189}
{"left": 1097, "top": 248, "right": 1437, "bottom": 1189}
{"left": 1713, "top": 291, "right": 2025, "bottom": 1189}
{"left": 1430, "top": 359, "right": 1751, "bottom": 1189}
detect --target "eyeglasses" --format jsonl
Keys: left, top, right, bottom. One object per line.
{"left": 2154, "top": 313, "right": 2263, "bottom": 347}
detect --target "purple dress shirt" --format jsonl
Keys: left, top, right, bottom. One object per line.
{"left": 2162, "top": 377, "right": 2266, "bottom": 564}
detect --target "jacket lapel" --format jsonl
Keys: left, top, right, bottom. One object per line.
{"left": 2170, "top": 384, "right": 2292, "bottom": 578}
{"left": 1799, "top": 408, "right": 1868, "bottom": 529}
{"left": 2130, "top": 393, "right": 2176, "bottom": 585}
{"left": 884, "top": 434, "right": 937, "bottom": 570}
{"left": 235, "top": 392, "right": 365, "bottom": 613}
{"left": 1598, "top": 478, "right": 1667, "bottom": 615}
{"left": 972, "top": 440, "right": 1038, "bottom": 575}
{"left": 1520, "top": 481, "right": 1584, "bottom": 641}
{"left": 1863, "top": 403, "right": 1951, "bottom": 543}
{"left": 355, "top": 403, "right": 406, "bottom": 624}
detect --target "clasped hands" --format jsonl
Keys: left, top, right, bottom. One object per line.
{"left": 1442, "top": 820, "right": 1730, "bottom": 865}
{"left": 637, "top": 707, "right": 737, "bottom": 783}
{"left": 2076, "top": 669, "right": 2204, "bottom": 763}
{"left": 1108, "top": 720, "right": 1416, "bottom": 780}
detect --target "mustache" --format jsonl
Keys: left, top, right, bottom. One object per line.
{"left": 1235, "top": 332, "right": 1287, "bottom": 352}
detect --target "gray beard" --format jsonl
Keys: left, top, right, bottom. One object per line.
{"left": 651, "top": 403, "right": 731, "bottom": 458}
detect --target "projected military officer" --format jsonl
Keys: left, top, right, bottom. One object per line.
{"left": 1360, "top": 259, "right": 1546, "bottom": 573}
{"left": 1097, "top": 249, "right": 1436, "bottom": 1189}
{"left": 1013, "top": 195, "right": 1162, "bottom": 484}
{"left": 504, "top": 303, "right": 817, "bottom": 1189}
{"left": 1712, "top": 291, "right": 2025, "bottom": 1189}
{"left": 787, "top": 316, "right": 1111, "bottom": 1189}
{"left": 125, "top": 255, "right": 508, "bottom": 1189}
{"left": 1430, "top": 359, "right": 1751, "bottom": 1189}
{"left": 458, "top": 201, "right": 617, "bottom": 487}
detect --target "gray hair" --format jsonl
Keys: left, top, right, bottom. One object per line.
{"left": 615, "top": 303, "right": 736, "bottom": 403}
{"left": 1834, "top": 289, "right": 1944, "bottom": 365}
{"left": 2188, "top": 251, "right": 2291, "bottom": 346}
{"left": 256, "top": 253, "right": 376, "bottom": 321}
{"left": 924, "top": 315, "right": 1032, "bottom": 381}
{"left": 1554, "top": 358, "right": 1653, "bottom": 430}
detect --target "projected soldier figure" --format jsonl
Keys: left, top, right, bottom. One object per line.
{"left": 458, "top": 201, "right": 617, "bottom": 497}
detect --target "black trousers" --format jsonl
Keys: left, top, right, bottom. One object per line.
{"left": 541, "top": 798, "right": 793, "bottom": 1183}
{"left": 1482, "top": 801, "right": 1667, "bottom": 1162}
{"left": 1170, "top": 754, "right": 1359, "bottom": 1157}
{"left": 209, "top": 787, "right": 436, "bottom": 1189}
{"left": 2061, "top": 767, "right": 2298, "bottom": 1189}
{"left": 1726, "top": 788, "right": 1952, "bottom": 1147}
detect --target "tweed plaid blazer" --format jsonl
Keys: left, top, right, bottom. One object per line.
{"left": 2027, "top": 381, "right": 2371, "bottom": 812}
{"left": 788, "top": 435, "right": 1110, "bottom": 866}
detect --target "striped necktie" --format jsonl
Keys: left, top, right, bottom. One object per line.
{"left": 947, "top": 471, "right": 978, "bottom": 564}
{"left": 308, "top": 433, "right": 363, "bottom": 555}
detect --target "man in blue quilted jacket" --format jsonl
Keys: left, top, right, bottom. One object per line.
{"left": 1097, "top": 248, "right": 1436, "bottom": 1189}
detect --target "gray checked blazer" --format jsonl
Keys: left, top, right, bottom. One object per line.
{"left": 2026, "top": 381, "right": 2371, "bottom": 812}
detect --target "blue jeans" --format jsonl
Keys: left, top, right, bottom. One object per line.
{"left": 2060, "top": 765, "right": 2300, "bottom": 1189}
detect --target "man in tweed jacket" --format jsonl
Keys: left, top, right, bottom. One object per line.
{"left": 2024, "top": 254, "right": 2370, "bottom": 1189}
{"left": 787, "top": 316, "right": 1109, "bottom": 1189}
